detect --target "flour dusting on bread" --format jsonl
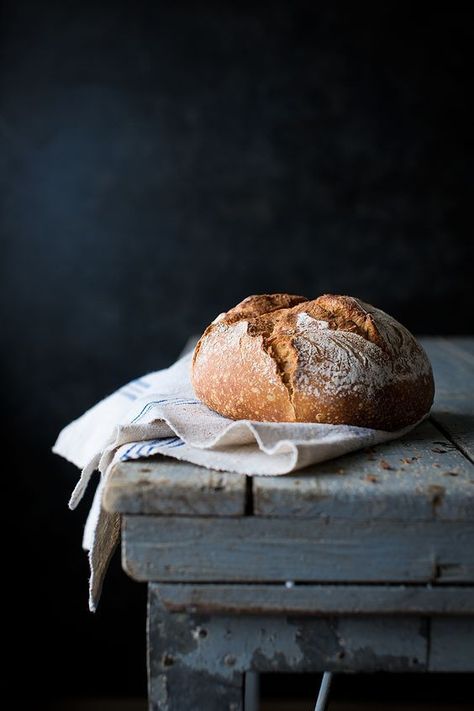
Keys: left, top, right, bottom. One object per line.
{"left": 192, "top": 294, "right": 434, "bottom": 429}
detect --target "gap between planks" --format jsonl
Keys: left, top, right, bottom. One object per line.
{"left": 429, "top": 415, "right": 474, "bottom": 465}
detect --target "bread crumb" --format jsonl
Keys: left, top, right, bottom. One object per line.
{"left": 364, "top": 474, "right": 379, "bottom": 483}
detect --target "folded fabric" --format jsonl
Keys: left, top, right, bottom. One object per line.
{"left": 53, "top": 350, "right": 424, "bottom": 611}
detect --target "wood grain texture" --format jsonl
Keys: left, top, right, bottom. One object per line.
{"left": 122, "top": 515, "right": 474, "bottom": 584}
{"left": 103, "top": 457, "right": 246, "bottom": 516}
{"left": 154, "top": 583, "right": 474, "bottom": 616}
{"left": 253, "top": 419, "right": 474, "bottom": 520}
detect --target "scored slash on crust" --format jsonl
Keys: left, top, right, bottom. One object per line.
{"left": 191, "top": 294, "right": 435, "bottom": 430}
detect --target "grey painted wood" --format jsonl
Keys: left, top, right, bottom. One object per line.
{"left": 420, "top": 337, "right": 474, "bottom": 400}
{"left": 103, "top": 457, "right": 246, "bottom": 516}
{"left": 429, "top": 618, "right": 474, "bottom": 672}
{"left": 117, "top": 335, "right": 474, "bottom": 704}
{"left": 421, "top": 337, "right": 474, "bottom": 461}
{"left": 148, "top": 665, "right": 243, "bottom": 711}
{"left": 122, "top": 515, "right": 474, "bottom": 584}
{"left": 445, "top": 337, "right": 474, "bottom": 359}
{"left": 154, "top": 584, "right": 474, "bottom": 616}
{"left": 148, "top": 581, "right": 245, "bottom": 711}
{"left": 148, "top": 586, "right": 429, "bottom": 686}
{"left": 253, "top": 419, "right": 474, "bottom": 520}
{"left": 148, "top": 593, "right": 244, "bottom": 710}
{"left": 431, "top": 409, "right": 474, "bottom": 465}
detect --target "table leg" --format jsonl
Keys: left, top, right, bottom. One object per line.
{"left": 244, "top": 671, "right": 259, "bottom": 711}
{"left": 148, "top": 587, "right": 244, "bottom": 710}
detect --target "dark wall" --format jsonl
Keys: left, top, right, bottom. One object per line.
{"left": 2, "top": 1, "right": 473, "bottom": 702}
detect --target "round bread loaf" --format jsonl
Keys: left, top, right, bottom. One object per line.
{"left": 191, "top": 293, "right": 434, "bottom": 430}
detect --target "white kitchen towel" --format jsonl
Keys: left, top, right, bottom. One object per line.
{"left": 53, "top": 350, "right": 424, "bottom": 611}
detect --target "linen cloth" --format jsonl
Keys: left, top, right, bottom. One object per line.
{"left": 53, "top": 350, "right": 423, "bottom": 611}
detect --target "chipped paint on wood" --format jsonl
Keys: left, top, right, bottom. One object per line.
{"left": 147, "top": 586, "right": 427, "bottom": 687}
{"left": 104, "top": 458, "right": 247, "bottom": 516}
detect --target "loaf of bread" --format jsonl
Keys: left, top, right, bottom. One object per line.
{"left": 191, "top": 293, "right": 434, "bottom": 430}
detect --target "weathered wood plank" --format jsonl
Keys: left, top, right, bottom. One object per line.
{"left": 445, "top": 337, "right": 474, "bottom": 359}
{"left": 420, "top": 337, "right": 474, "bottom": 399}
{"left": 154, "top": 584, "right": 474, "bottom": 616}
{"left": 253, "top": 419, "right": 474, "bottom": 520}
{"left": 429, "top": 618, "right": 474, "bottom": 672}
{"left": 430, "top": 410, "right": 474, "bottom": 465}
{"left": 149, "top": 665, "right": 243, "bottom": 711}
{"left": 122, "top": 516, "right": 474, "bottom": 584}
{"left": 103, "top": 457, "right": 246, "bottom": 516}
{"left": 148, "top": 591, "right": 244, "bottom": 711}
{"left": 148, "top": 585, "right": 429, "bottom": 683}
{"left": 421, "top": 337, "right": 474, "bottom": 461}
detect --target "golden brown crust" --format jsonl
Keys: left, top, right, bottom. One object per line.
{"left": 191, "top": 293, "right": 435, "bottom": 430}
{"left": 224, "top": 293, "right": 307, "bottom": 324}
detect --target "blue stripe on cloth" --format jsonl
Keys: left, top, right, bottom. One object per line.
{"left": 131, "top": 398, "right": 199, "bottom": 424}
{"left": 120, "top": 436, "right": 184, "bottom": 461}
{"left": 120, "top": 443, "right": 140, "bottom": 460}
{"left": 166, "top": 439, "right": 185, "bottom": 448}
{"left": 132, "top": 442, "right": 150, "bottom": 459}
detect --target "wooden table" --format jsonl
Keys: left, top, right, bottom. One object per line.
{"left": 103, "top": 337, "right": 474, "bottom": 711}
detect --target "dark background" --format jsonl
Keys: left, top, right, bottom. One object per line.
{"left": 1, "top": 1, "right": 473, "bottom": 705}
